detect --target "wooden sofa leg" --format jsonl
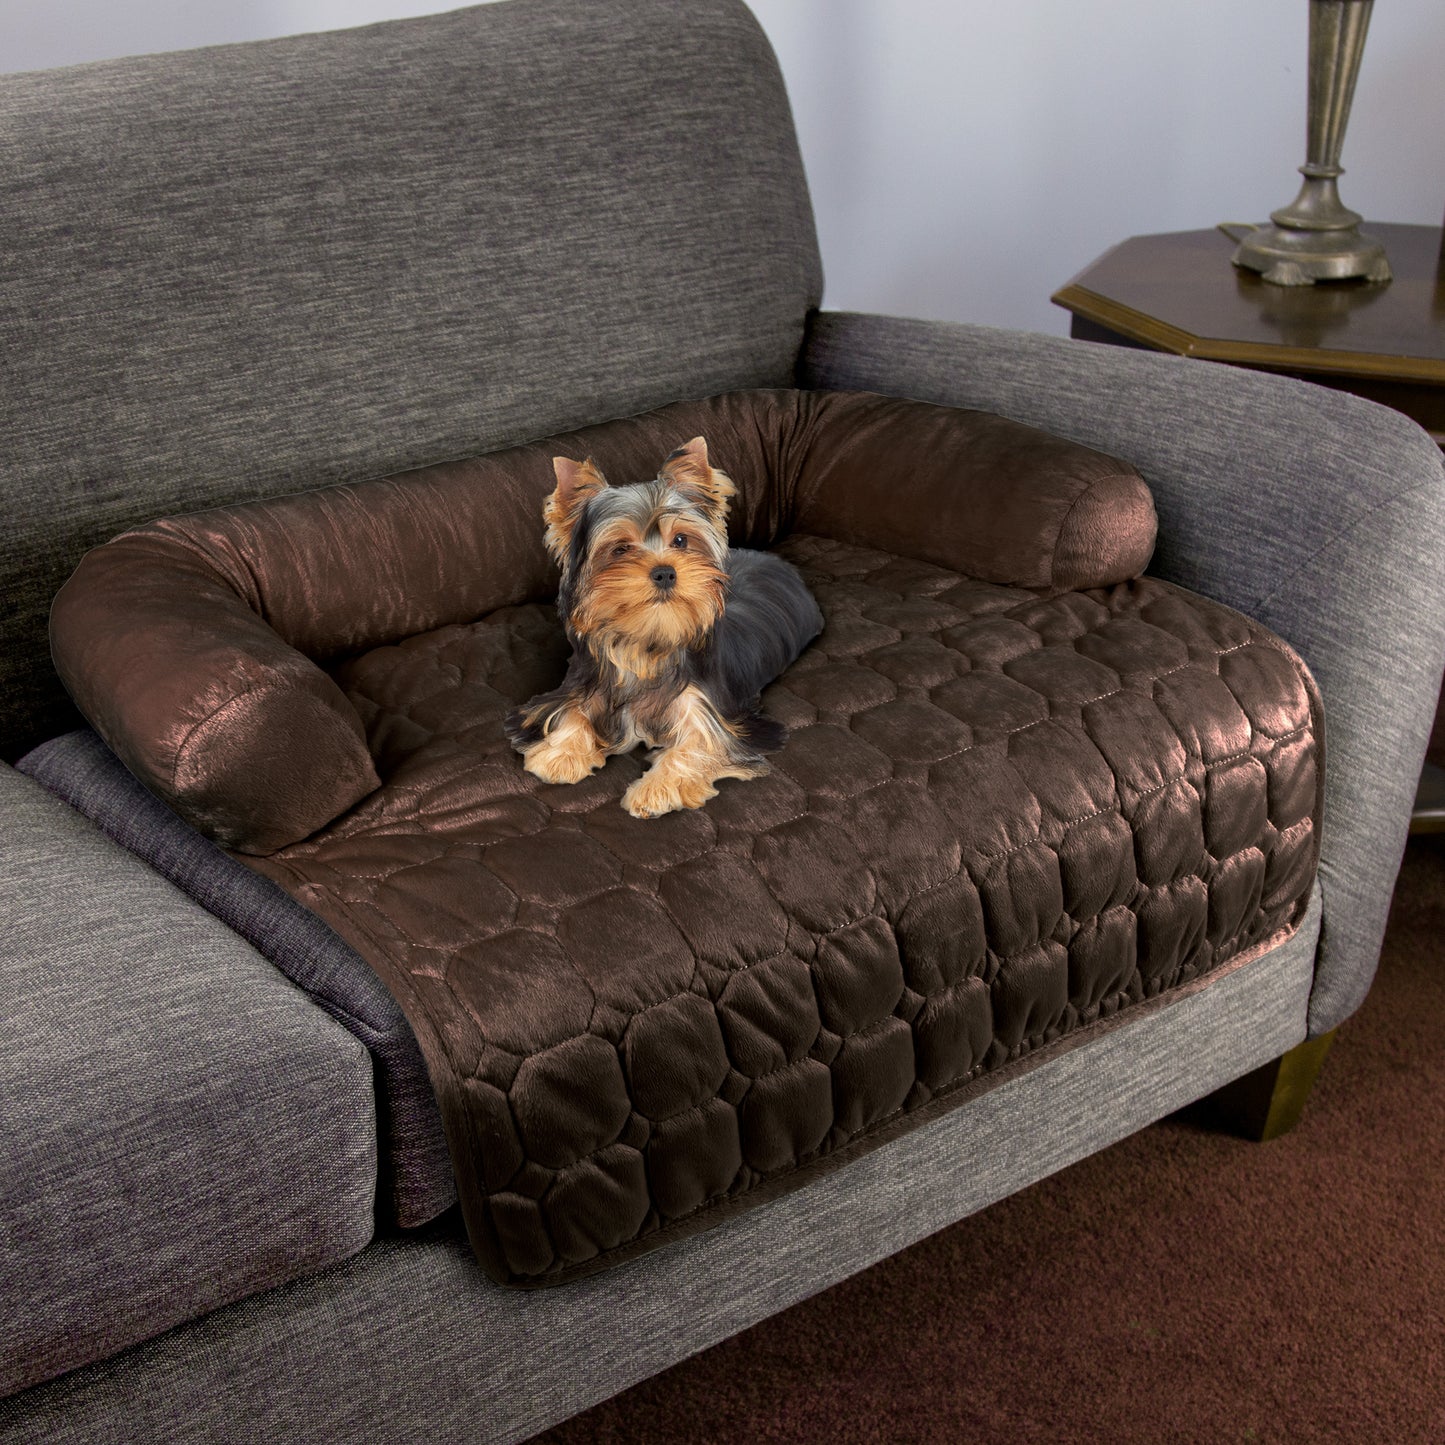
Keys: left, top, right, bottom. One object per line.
{"left": 1201, "top": 1031, "right": 1337, "bottom": 1142}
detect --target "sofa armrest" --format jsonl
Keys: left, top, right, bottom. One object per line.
{"left": 0, "top": 765, "right": 377, "bottom": 1397}
{"left": 801, "top": 310, "right": 1445, "bottom": 1034}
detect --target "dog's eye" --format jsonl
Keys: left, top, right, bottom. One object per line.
{"left": 671, "top": 533, "right": 688, "bottom": 550}
{"left": 610, "top": 542, "right": 630, "bottom": 559}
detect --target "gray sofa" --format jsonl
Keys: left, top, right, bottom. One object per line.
{"left": 2, "top": 1, "right": 1442, "bottom": 1440}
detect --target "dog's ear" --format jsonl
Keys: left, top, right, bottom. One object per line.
{"left": 660, "top": 437, "right": 735, "bottom": 524}
{"left": 545, "top": 456, "right": 608, "bottom": 564}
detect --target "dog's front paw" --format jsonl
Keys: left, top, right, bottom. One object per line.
{"left": 622, "top": 769, "right": 717, "bottom": 818}
{"left": 523, "top": 734, "right": 605, "bottom": 786}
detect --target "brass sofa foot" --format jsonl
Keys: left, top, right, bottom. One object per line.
{"left": 1202, "top": 1031, "right": 1338, "bottom": 1142}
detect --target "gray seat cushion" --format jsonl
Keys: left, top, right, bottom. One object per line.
{"left": 17, "top": 730, "right": 455, "bottom": 1228}
{"left": 0, "top": 765, "right": 378, "bottom": 1397}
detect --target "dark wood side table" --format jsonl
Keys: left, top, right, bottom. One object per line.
{"left": 1053, "top": 224, "right": 1445, "bottom": 829}
{"left": 1053, "top": 224, "right": 1445, "bottom": 443}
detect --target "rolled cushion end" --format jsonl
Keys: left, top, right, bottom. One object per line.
{"left": 172, "top": 682, "right": 380, "bottom": 855}
{"left": 792, "top": 395, "right": 1157, "bottom": 592}
{"left": 1052, "top": 465, "right": 1158, "bottom": 592}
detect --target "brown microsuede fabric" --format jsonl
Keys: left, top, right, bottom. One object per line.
{"left": 244, "top": 536, "right": 1321, "bottom": 1287}
{"left": 51, "top": 389, "right": 1155, "bottom": 854}
{"left": 789, "top": 394, "right": 1157, "bottom": 593}
{"left": 48, "top": 393, "right": 1321, "bottom": 1288}
{"left": 47, "top": 532, "right": 383, "bottom": 856}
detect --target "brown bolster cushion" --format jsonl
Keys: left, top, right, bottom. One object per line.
{"left": 49, "top": 389, "right": 1155, "bottom": 854}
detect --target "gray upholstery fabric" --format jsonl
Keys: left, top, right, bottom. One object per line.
{"left": 0, "top": 0, "right": 821, "bottom": 758}
{"left": 0, "top": 894, "right": 1318, "bottom": 1444}
{"left": 801, "top": 312, "right": 1445, "bottom": 1036}
{"left": 0, "top": 765, "right": 378, "bottom": 1398}
{"left": 17, "top": 729, "right": 455, "bottom": 1228}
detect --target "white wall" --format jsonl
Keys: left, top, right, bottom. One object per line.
{"left": 5, "top": 0, "right": 1441, "bottom": 336}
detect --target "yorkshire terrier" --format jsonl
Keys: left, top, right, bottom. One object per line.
{"left": 505, "top": 437, "right": 822, "bottom": 817}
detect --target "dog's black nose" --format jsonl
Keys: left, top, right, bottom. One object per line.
{"left": 650, "top": 564, "right": 676, "bottom": 591}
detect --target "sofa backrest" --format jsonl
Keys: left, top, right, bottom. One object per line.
{"left": 0, "top": 0, "right": 822, "bottom": 758}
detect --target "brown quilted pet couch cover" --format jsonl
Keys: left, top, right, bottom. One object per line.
{"left": 52, "top": 391, "right": 1323, "bottom": 1286}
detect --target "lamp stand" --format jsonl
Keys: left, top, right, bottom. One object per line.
{"left": 1232, "top": 0, "right": 1391, "bottom": 287}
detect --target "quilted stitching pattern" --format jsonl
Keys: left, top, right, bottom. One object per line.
{"left": 245, "top": 534, "right": 1320, "bottom": 1285}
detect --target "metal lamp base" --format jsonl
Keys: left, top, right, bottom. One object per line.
{"left": 1232, "top": 220, "right": 1392, "bottom": 287}
{"left": 1230, "top": 0, "right": 1391, "bottom": 289}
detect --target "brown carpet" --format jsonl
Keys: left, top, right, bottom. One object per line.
{"left": 533, "top": 837, "right": 1445, "bottom": 1444}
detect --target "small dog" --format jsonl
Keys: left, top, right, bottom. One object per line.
{"left": 506, "top": 437, "right": 821, "bottom": 817}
